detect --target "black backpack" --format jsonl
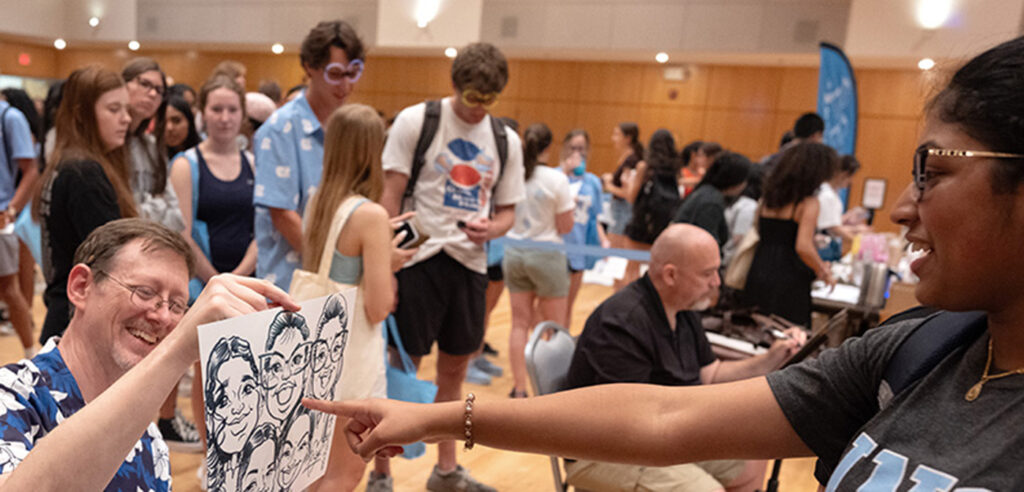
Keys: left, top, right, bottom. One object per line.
{"left": 401, "top": 99, "right": 508, "bottom": 212}
{"left": 627, "top": 171, "right": 680, "bottom": 244}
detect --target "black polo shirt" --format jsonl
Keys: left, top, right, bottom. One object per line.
{"left": 566, "top": 274, "right": 716, "bottom": 388}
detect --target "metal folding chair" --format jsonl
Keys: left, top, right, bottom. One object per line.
{"left": 524, "top": 321, "right": 577, "bottom": 492}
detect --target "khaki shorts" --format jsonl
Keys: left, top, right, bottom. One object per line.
{"left": 502, "top": 247, "right": 569, "bottom": 298}
{"left": 564, "top": 458, "right": 747, "bottom": 492}
{"left": 0, "top": 232, "right": 19, "bottom": 277}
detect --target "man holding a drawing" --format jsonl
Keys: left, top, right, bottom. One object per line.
{"left": 0, "top": 218, "right": 298, "bottom": 490}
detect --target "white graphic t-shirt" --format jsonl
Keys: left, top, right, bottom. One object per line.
{"left": 382, "top": 98, "right": 525, "bottom": 274}
{"left": 507, "top": 165, "right": 574, "bottom": 244}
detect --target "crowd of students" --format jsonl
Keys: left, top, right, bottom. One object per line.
{"left": 1, "top": 14, "right": 1022, "bottom": 492}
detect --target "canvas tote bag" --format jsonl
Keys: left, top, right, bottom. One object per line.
{"left": 290, "top": 195, "right": 384, "bottom": 401}
{"left": 724, "top": 209, "right": 760, "bottom": 290}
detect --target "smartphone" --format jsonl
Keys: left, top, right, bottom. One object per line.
{"left": 395, "top": 218, "right": 429, "bottom": 249}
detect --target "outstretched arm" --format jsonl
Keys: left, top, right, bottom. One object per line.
{"left": 305, "top": 376, "right": 811, "bottom": 467}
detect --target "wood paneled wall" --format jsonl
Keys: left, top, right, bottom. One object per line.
{"left": 1, "top": 37, "right": 945, "bottom": 232}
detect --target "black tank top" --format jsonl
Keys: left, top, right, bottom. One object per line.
{"left": 195, "top": 148, "right": 255, "bottom": 273}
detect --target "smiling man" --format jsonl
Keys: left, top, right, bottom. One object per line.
{"left": 0, "top": 218, "right": 297, "bottom": 490}
{"left": 253, "top": 20, "right": 365, "bottom": 290}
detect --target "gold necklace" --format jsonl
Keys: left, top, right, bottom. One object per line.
{"left": 965, "top": 338, "right": 1024, "bottom": 401}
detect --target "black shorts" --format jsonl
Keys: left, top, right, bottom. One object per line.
{"left": 393, "top": 251, "right": 488, "bottom": 356}
{"left": 487, "top": 263, "right": 504, "bottom": 282}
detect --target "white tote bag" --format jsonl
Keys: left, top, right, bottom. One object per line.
{"left": 290, "top": 195, "right": 385, "bottom": 400}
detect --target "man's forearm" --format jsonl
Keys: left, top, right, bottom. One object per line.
{"left": 268, "top": 207, "right": 303, "bottom": 251}
{"left": 2, "top": 343, "right": 191, "bottom": 490}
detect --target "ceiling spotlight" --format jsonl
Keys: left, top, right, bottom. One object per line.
{"left": 53, "top": 38, "right": 67, "bottom": 50}
{"left": 444, "top": 47, "right": 457, "bottom": 58}
{"left": 916, "top": 0, "right": 953, "bottom": 29}
{"left": 655, "top": 52, "right": 669, "bottom": 64}
{"left": 88, "top": 16, "right": 100, "bottom": 28}
{"left": 918, "top": 58, "right": 936, "bottom": 70}
{"left": 271, "top": 43, "right": 284, "bottom": 55}
{"left": 128, "top": 40, "right": 140, "bottom": 51}
{"left": 415, "top": 0, "right": 441, "bottom": 28}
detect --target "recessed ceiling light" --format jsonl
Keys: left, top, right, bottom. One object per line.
{"left": 271, "top": 43, "right": 284, "bottom": 55}
{"left": 128, "top": 40, "right": 140, "bottom": 51}
{"left": 918, "top": 58, "right": 936, "bottom": 70}
{"left": 444, "top": 47, "right": 457, "bottom": 58}
{"left": 916, "top": 0, "right": 953, "bottom": 29}
{"left": 655, "top": 52, "right": 669, "bottom": 64}
{"left": 88, "top": 16, "right": 100, "bottom": 28}
{"left": 54, "top": 38, "right": 67, "bottom": 50}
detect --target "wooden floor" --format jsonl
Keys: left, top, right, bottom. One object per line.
{"left": 1, "top": 281, "right": 821, "bottom": 491}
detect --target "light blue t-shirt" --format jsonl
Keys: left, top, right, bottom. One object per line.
{"left": 0, "top": 101, "right": 36, "bottom": 210}
{"left": 564, "top": 172, "right": 604, "bottom": 270}
{"left": 252, "top": 94, "right": 324, "bottom": 290}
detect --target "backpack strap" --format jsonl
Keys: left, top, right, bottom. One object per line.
{"left": 403, "top": 99, "right": 442, "bottom": 208}
{"left": 490, "top": 114, "right": 507, "bottom": 182}
{"left": 877, "top": 310, "right": 987, "bottom": 409}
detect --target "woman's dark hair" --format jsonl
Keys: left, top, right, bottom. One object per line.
{"left": 740, "top": 164, "right": 765, "bottom": 201}
{"left": 122, "top": 57, "right": 169, "bottom": 195}
{"left": 699, "top": 142, "right": 723, "bottom": 160}
{"left": 838, "top": 154, "right": 861, "bottom": 176}
{"left": 39, "top": 80, "right": 65, "bottom": 169}
{"left": 167, "top": 83, "right": 195, "bottom": 101}
{"left": 928, "top": 36, "right": 1024, "bottom": 194}
{"left": 1, "top": 88, "right": 42, "bottom": 142}
{"left": 680, "top": 140, "right": 703, "bottom": 166}
{"left": 762, "top": 142, "right": 838, "bottom": 209}
{"left": 618, "top": 122, "right": 643, "bottom": 159}
{"left": 165, "top": 96, "right": 200, "bottom": 158}
{"left": 695, "top": 151, "right": 752, "bottom": 192}
{"left": 522, "top": 123, "right": 553, "bottom": 181}
{"left": 645, "top": 129, "right": 679, "bottom": 175}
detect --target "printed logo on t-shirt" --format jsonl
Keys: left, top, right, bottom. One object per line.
{"left": 570, "top": 180, "right": 591, "bottom": 225}
{"left": 827, "top": 432, "right": 990, "bottom": 491}
{"left": 437, "top": 138, "right": 496, "bottom": 212}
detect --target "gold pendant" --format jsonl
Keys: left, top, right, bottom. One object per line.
{"left": 965, "top": 380, "right": 985, "bottom": 401}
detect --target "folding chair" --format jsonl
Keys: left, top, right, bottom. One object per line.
{"left": 524, "top": 321, "right": 576, "bottom": 492}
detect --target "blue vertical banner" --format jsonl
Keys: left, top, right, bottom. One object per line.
{"left": 817, "top": 42, "right": 858, "bottom": 156}
{"left": 818, "top": 42, "right": 858, "bottom": 209}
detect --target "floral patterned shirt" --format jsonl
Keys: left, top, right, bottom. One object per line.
{"left": 0, "top": 338, "right": 171, "bottom": 491}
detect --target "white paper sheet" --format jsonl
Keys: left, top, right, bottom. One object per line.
{"left": 198, "top": 289, "right": 356, "bottom": 492}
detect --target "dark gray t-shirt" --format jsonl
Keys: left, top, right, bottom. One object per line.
{"left": 767, "top": 319, "right": 1024, "bottom": 491}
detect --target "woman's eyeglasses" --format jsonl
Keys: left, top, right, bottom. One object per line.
{"left": 914, "top": 146, "right": 1024, "bottom": 197}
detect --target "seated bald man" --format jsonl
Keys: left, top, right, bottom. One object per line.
{"left": 0, "top": 218, "right": 297, "bottom": 490}
{"left": 563, "top": 223, "right": 806, "bottom": 492}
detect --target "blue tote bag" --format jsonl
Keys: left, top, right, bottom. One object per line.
{"left": 384, "top": 315, "right": 437, "bottom": 459}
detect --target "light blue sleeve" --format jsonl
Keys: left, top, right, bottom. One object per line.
{"left": 253, "top": 118, "right": 300, "bottom": 211}
{"left": 4, "top": 109, "right": 36, "bottom": 161}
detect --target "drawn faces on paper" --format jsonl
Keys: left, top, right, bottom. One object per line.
{"left": 261, "top": 311, "right": 311, "bottom": 422}
{"left": 206, "top": 336, "right": 261, "bottom": 456}
{"left": 237, "top": 423, "right": 277, "bottom": 492}
{"left": 277, "top": 409, "right": 312, "bottom": 490}
{"left": 310, "top": 294, "right": 349, "bottom": 400}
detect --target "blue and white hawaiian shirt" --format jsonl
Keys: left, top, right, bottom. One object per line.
{"left": 0, "top": 338, "right": 171, "bottom": 491}
{"left": 252, "top": 93, "right": 325, "bottom": 290}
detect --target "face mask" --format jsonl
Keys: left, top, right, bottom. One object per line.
{"left": 573, "top": 157, "right": 586, "bottom": 176}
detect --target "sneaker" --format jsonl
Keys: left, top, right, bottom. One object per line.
{"left": 464, "top": 364, "right": 492, "bottom": 385}
{"left": 158, "top": 413, "right": 202, "bottom": 453}
{"left": 366, "top": 471, "right": 393, "bottom": 492}
{"left": 482, "top": 342, "right": 498, "bottom": 356}
{"left": 472, "top": 356, "right": 503, "bottom": 377}
{"left": 175, "top": 409, "right": 199, "bottom": 435}
{"left": 426, "top": 465, "right": 496, "bottom": 492}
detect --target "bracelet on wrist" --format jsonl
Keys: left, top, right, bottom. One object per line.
{"left": 463, "top": 392, "right": 476, "bottom": 451}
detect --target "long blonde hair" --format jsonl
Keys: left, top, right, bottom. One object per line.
{"left": 302, "top": 104, "right": 385, "bottom": 271}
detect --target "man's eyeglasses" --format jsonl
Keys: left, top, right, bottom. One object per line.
{"left": 914, "top": 146, "right": 1024, "bottom": 197}
{"left": 96, "top": 271, "right": 187, "bottom": 316}
{"left": 460, "top": 89, "right": 499, "bottom": 109}
{"left": 133, "top": 77, "right": 165, "bottom": 97}
{"left": 323, "top": 59, "right": 364, "bottom": 85}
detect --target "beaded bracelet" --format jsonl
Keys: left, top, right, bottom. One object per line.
{"left": 463, "top": 392, "right": 476, "bottom": 450}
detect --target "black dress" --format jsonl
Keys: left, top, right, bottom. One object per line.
{"left": 741, "top": 216, "right": 815, "bottom": 326}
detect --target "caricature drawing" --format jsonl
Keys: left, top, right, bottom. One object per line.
{"left": 205, "top": 336, "right": 261, "bottom": 491}
{"left": 261, "top": 311, "right": 311, "bottom": 423}
{"left": 237, "top": 423, "right": 278, "bottom": 492}
{"left": 276, "top": 408, "right": 312, "bottom": 491}
{"left": 310, "top": 293, "right": 349, "bottom": 400}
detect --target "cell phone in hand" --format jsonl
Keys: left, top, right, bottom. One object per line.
{"left": 395, "top": 218, "right": 429, "bottom": 249}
